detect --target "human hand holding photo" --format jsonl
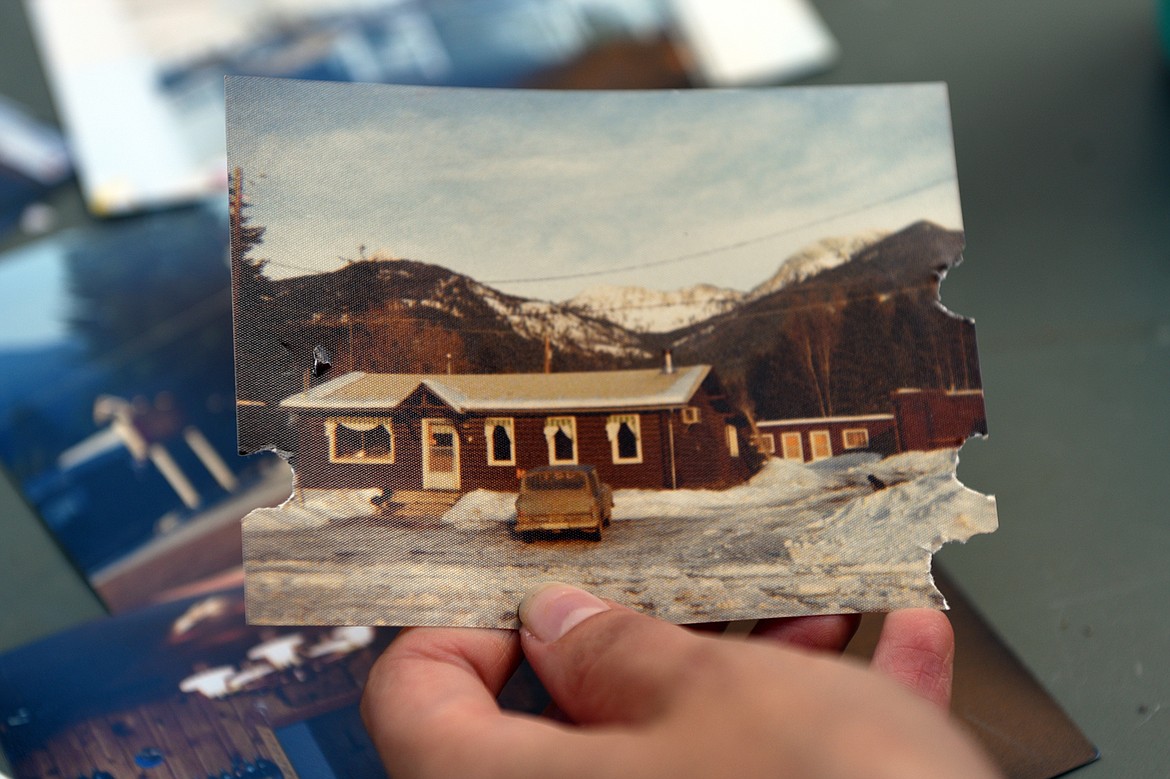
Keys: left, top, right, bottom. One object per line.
{"left": 362, "top": 583, "right": 1002, "bottom": 779}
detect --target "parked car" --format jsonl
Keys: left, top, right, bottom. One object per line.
{"left": 515, "top": 465, "right": 613, "bottom": 541}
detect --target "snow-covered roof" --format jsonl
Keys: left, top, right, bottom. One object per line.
{"left": 281, "top": 366, "right": 712, "bottom": 413}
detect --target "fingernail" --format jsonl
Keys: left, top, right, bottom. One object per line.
{"left": 519, "top": 582, "right": 610, "bottom": 642}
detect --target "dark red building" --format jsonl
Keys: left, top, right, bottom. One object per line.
{"left": 280, "top": 365, "right": 759, "bottom": 494}
{"left": 754, "top": 389, "right": 985, "bottom": 462}
{"left": 754, "top": 414, "right": 899, "bottom": 462}
{"left": 891, "top": 388, "right": 987, "bottom": 451}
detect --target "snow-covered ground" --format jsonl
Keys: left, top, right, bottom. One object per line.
{"left": 243, "top": 450, "right": 996, "bottom": 627}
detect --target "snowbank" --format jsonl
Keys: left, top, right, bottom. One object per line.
{"left": 443, "top": 490, "right": 516, "bottom": 529}
{"left": 244, "top": 487, "right": 382, "bottom": 531}
{"left": 786, "top": 468, "right": 998, "bottom": 566}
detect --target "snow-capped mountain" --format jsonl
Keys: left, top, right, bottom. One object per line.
{"left": 560, "top": 233, "right": 886, "bottom": 333}
{"left": 746, "top": 231, "right": 887, "bottom": 301}
{"left": 565, "top": 283, "right": 744, "bottom": 334}
{"left": 467, "top": 280, "right": 649, "bottom": 358}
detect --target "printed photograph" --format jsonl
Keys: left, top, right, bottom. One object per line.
{"left": 227, "top": 77, "right": 998, "bottom": 627}
{"left": 0, "top": 205, "right": 289, "bottom": 612}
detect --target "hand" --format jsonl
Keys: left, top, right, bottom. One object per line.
{"left": 361, "top": 584, "right": 1002, "bottom": 779}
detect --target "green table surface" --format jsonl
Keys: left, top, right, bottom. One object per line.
{"left": 1, "top": 1, "right": 1168, "bottom": 776}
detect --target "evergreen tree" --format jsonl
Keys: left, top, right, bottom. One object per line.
{"left": 830, "top": 295, "right": 894, "bottom": 413}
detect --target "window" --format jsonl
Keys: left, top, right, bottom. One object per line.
{"left": 726, "top": 425, "right": 740, "bottom": 457}
{"left": 842, "top": 428, "right": 870, "bottom": 450}
{"left": 543, "top": 417, "right": 578, "bottom": 464}
{"left": 680, "top": 406, "right": 701, "bottom": 425}
{"left": 484, "top": 418, "right": 515, "bottom": 465}
{"left": 606, "top": 414, "right": 643, "bottom": 464}
{"left": 809, "top": 430, "right": 832, "bottom": 461}
{"left": 780, "top": 432, "right": 803, "bottom": 461}
{"left": 755, "top": 433, "right": 776, "bottom": 455}
{"left": 326, "top": 418, "right": 394, "bottom": 463}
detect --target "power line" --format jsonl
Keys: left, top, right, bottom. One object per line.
{"left": 481, "top": 177, "right": 955, "bottom": 286}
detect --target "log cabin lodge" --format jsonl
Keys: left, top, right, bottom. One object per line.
{"left": 279, "top": 363, "right": 985, "bottom": 496}
{"left": 280, "top": 364, "right": 760, "bottom": 494}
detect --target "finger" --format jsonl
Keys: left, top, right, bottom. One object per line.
{"left": 362, "top": 627, "right": 646, "bottom": 779}
{"left": 518, "top": 582, "right": 719, "bottom": 726}
{"left": 751, "top": 613, "right": 861, "bottom": 652}
{"left": 361, "top": 628, "right": 522, "bottom": 776}
{"left": 869, "top": 609, "right": 954, "bottom": 710}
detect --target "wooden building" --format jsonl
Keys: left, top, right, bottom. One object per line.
{"left": 891, "top": 388, "right": 987, "bottom": 451}
{"left": 755, "top": 414, "right": 899, "bottom": 462}
{"left": 280, "top": 365, "right": 759, "bottom": 494}
{"left": 754, "top": 388, "right": 986, "bottom": 462}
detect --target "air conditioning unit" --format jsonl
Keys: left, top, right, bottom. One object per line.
{"left": 680, "top": 406, "right": 701, "bottom": 425}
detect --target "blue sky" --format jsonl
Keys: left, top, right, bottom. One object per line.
{"left": 227, "top": 77, "right": 962, "bottom": 301}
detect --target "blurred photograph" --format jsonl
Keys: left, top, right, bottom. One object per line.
{"left": 0, "top": 584, "right": 395, "bottom": 779}
{"left": 228, "top": 78, "right": 998, "bottom": 627}
{"left": 26, "top": 0, "right": 834, "bottom": 214}
{"left": 0, "top": 205, "right": 289, "bottom": 611}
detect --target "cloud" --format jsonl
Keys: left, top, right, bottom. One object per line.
{"left": 228, "top": 80, "right": 961, "bottom": 297}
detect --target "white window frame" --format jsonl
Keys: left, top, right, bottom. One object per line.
{"left": 606, "top": 414, "right": 643, "bottom": 464}
{"left": 483, "top": 417, "right": 516, "bottom": 466}
{"left": 326, "top": 417, "right": 394, "bottom": 464}
{"left": 726, "top": 424, "right": 740, "bottom": 457}
{"left": 841, "top": 428, "right": 870, "bottom": 450}
{"left": 544, "top": 416, "right": 578, "bottom": 465}
{"left": 809, "top": 430, "right": 832, "bottom": 461}
{"left": 780, "top": 432, "right": 803, "bottom": 461}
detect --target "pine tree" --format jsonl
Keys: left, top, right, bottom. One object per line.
{"left": 830, "top": 294, "right": 894, "bottom": 413}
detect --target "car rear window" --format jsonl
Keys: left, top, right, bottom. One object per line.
{"left": 525, "top": 471, "right": 586, "bottom": 490}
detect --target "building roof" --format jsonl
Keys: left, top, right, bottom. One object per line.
{"left": 280, "top": 366, "right": 712, "bottom": 413}
{"left": 756, "top": 414, "right": 895, "bottom": 426}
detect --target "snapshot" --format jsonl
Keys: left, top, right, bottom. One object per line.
{"left": 228, "top": 78, "right": 998, "bottom": 627}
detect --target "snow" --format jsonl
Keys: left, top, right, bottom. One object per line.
{"left": 471, "top": 281, "right": 650, "bottom": 358}
{"left": 747, "top": 231, "right": 886, "bottom": 301}
{"left": 443, "top": 489, "right": 516, "bottom": 529}
{"left": 566, "top": 283, "right": 744, "bottom": 333}
{"left": 246, "top": 448, "right": 997, "bottom": 627}
{"left": 244, "top": 487, "right": 383, "bottom": 531}
{"left": 438, "top": 450, "right": 993, "bottom": 544}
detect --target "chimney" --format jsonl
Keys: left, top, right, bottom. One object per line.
{"left": 446, "top": 353, "right": 453, "bottom": 375}
{"left": 662, "top": 349, "right": 674, "bottom": 374}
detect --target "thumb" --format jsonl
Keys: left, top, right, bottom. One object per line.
{"left": 518, "top": 582, "right": 705, "bottom": 726}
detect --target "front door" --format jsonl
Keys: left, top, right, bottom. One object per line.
{"left": 422, "top": 420, "right": 460, "bottom": 490}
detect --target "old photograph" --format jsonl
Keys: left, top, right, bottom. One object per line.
{"left": 227, "top": 77, "right": 998, "bottom": 626}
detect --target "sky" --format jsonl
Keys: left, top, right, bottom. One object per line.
{"left": 227, "top": 77, "right": 963, "bottom": 302}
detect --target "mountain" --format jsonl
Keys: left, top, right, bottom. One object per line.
{"left": 565, "top": 283, "right": 744, "bottom": 333}
{"left": 746, "top": 231, "right": 887, "bottom": 301}
{"left": 560, "top": 232, "right": 889, "bottom": 334}
{"left": 239, "top": 221, "right": 973, "bottom": 423}
{"left": 244, "top": 258, "right": 654, "bottom": 398}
